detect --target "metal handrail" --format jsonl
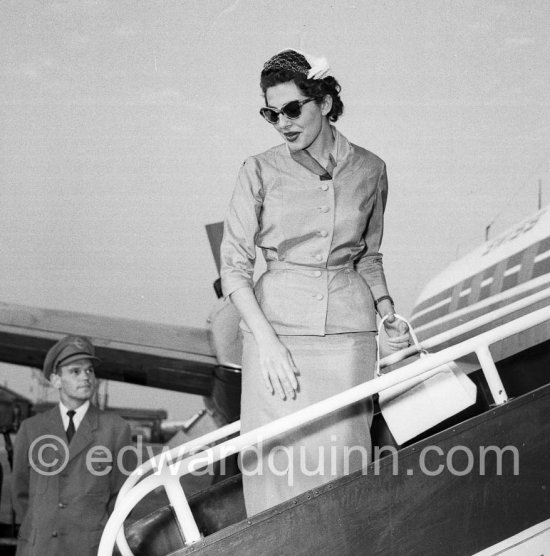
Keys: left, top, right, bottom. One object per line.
{"left": 382, "top": 287, "right": 550, "bottom": 366}
{"left": 99, "top": 305, "right": 550, "bottom": 556}
{"left": 116, "top": 422, "right": 241, "bottom": 500}
{"left": 115, "top": 288, "right": 550, "bottom": 499}
{"left": 113, "top": 421, "right": 241, "bottom": 555}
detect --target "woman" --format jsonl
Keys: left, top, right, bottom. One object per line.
{"left": 220, "top": 49, "right": 409, "bottom": 516}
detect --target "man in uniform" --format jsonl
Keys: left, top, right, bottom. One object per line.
{"left": 12, "top": 335, "right": 135, "bottom": 556}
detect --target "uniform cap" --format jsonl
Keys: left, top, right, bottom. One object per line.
{"left": 43, "top": 335, "right": 101, "bottom": 379}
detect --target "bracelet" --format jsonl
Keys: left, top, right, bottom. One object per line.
{"left": 375, "top": 295, "right": 394, "bottom": 307}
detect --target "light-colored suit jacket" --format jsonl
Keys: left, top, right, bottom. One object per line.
{"left": 12, "top": 404, "right": 133, "bottom": 556}
{"left": 220, "top": 127, "right": 390, "bottom": 336}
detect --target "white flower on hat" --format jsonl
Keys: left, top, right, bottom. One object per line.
{"left": 302, "top": 52, "right": 331, "bottom": 80}
{"left": 288, "top": 48, "right": 331, "bottom": 80}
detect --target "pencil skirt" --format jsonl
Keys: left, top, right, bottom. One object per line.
{"left": 239, "top": 331, "right": 376, "bottom": 516}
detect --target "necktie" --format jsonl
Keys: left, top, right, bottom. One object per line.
{"left": 66, "top": 410, "right": 76, "bottom": 443}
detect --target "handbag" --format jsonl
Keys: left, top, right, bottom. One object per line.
{"left": 376, "top": 314, "right": 477, "bottom": 445}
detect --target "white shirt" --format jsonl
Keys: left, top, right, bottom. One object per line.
{"left": 59, "top": 400, "right": 90, "bottom": 432}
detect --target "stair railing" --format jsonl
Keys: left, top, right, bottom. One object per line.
{"left": 99, "top": 304, "right": 550, "bottom": 556}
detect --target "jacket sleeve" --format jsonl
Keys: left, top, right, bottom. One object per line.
{"left": 220, "top": 157, "right": 264, "bottom": 298}
{"left": 355, "top": 163, "right": 390, "bottom": 301}
{"left": 11, "top": 420, "right": 30, "bottom": 523}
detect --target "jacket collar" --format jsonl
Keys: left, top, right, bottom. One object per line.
{"left": 285, "top": 126, "right": 351, "bottom": 178}
{"left": 332, "top": 126, "right": 351, "bottom": 163}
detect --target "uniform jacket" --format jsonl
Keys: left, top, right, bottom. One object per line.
{"left": 12, "top": 404, "right": 133, "bottom": 556}
{"left": 220, "top": 127, "right": 391, "bottom": 335}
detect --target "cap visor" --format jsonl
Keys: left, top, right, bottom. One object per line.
{"left": 56, "top": 354, "right": 101, "bottom": 368}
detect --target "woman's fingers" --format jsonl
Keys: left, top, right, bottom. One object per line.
{"left": 384, "top": 332, "right": 412, "bottom": 352}
{"left": 268, "top": 363, "right": 287, "bottom": 399}
{"left": 384, "top": 323, "right": 411, "bottom": 350}
{"left": 258, "top": 340, "right": 299, "bottom": 400}
{"left": 276, "top": 360, "right": 297, "bottom": 399}
{"left": 387, "top": 340, "right": 409, "bottom": 350}
{"left": 274, "top": 376, "right": 287, "bottom": 399}
{"left": 261, "top": 362, "right": 297, "bottom": 400}
{"left": 386, "top": 333, "right": 409, "bottom": 344}
{"left": 261, "top": 364, "right": 273, "bottom": 394}
{"left": 286, "top": 353, "right": 299, "bottom": 389}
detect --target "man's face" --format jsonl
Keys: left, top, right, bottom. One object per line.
{"left": 51, "top": 358, "right": 97, "bottom": 408}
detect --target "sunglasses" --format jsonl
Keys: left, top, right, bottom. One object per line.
{"left": 259, "top": 98, "right": 315, "bottom": 124}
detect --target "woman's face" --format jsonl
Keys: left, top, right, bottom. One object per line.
{"left": 264, "top": 81, "right": 331, "bottom": 153}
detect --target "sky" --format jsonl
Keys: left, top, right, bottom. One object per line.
{"left": 1, "top": 0, "right": 549, "bottom": 418}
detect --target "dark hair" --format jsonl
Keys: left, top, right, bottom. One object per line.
{"left": 260, "top": 69, "right": 344, "bottom": 122}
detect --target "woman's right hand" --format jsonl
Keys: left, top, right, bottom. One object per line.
{"left": 257, "top": 334, "right": 299, "bottom": 400}
{"left": 228, "top": 287, "right": 299, "bottom": 399}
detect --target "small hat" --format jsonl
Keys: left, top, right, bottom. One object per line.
{"left": 262, "top": 49, "right": 331, "bottom": 80}
{"left": 43, "top": 335, "right": 101, "bottom": 379}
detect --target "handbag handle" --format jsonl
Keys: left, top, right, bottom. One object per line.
{"left": 376, "top": 313, "right": 423, "bottom": 377}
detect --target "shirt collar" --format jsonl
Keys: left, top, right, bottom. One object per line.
{"left": 59, "top": 400, "right": 90, "bottom": 431}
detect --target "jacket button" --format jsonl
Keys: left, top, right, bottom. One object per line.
{"left": 312, "top": 271, "right": 322, "bottom": 278}
{"left": 320, "top": 184, "right": 329, "bottom": 191}
{"left": 315, "top": 254, "right": 323, "bottom": 261}
{"left": 319, "top": 205, "right": 330, "bottom": 213}
{"left": 52, "top": 531, "right": 58, "bottom": 537}
{"left": 319, "top": 230, "right": 328, "bottom": 237}
{"left": 315, "top": 294, "right": 324, "bottom": 300}
{"left": 58, "top": 502, "right": 65, "bottom": 508}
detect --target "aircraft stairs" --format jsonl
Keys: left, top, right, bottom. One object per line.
{"left": 99, "top": 306, "right": 550, "bottom": 556}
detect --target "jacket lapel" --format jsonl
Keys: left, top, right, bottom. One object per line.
{"left": 46, "top": 405, "right": 66, "bottom": 436}
{"left": 68, "top": 404, "right": 99, "bottom": 461}
{"left": 289, "top": 148, "right": 335, "bottom": 180}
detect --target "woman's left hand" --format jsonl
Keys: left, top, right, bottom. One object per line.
{"left": 383, "top": 314, "right": 410, "bottom": 351}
